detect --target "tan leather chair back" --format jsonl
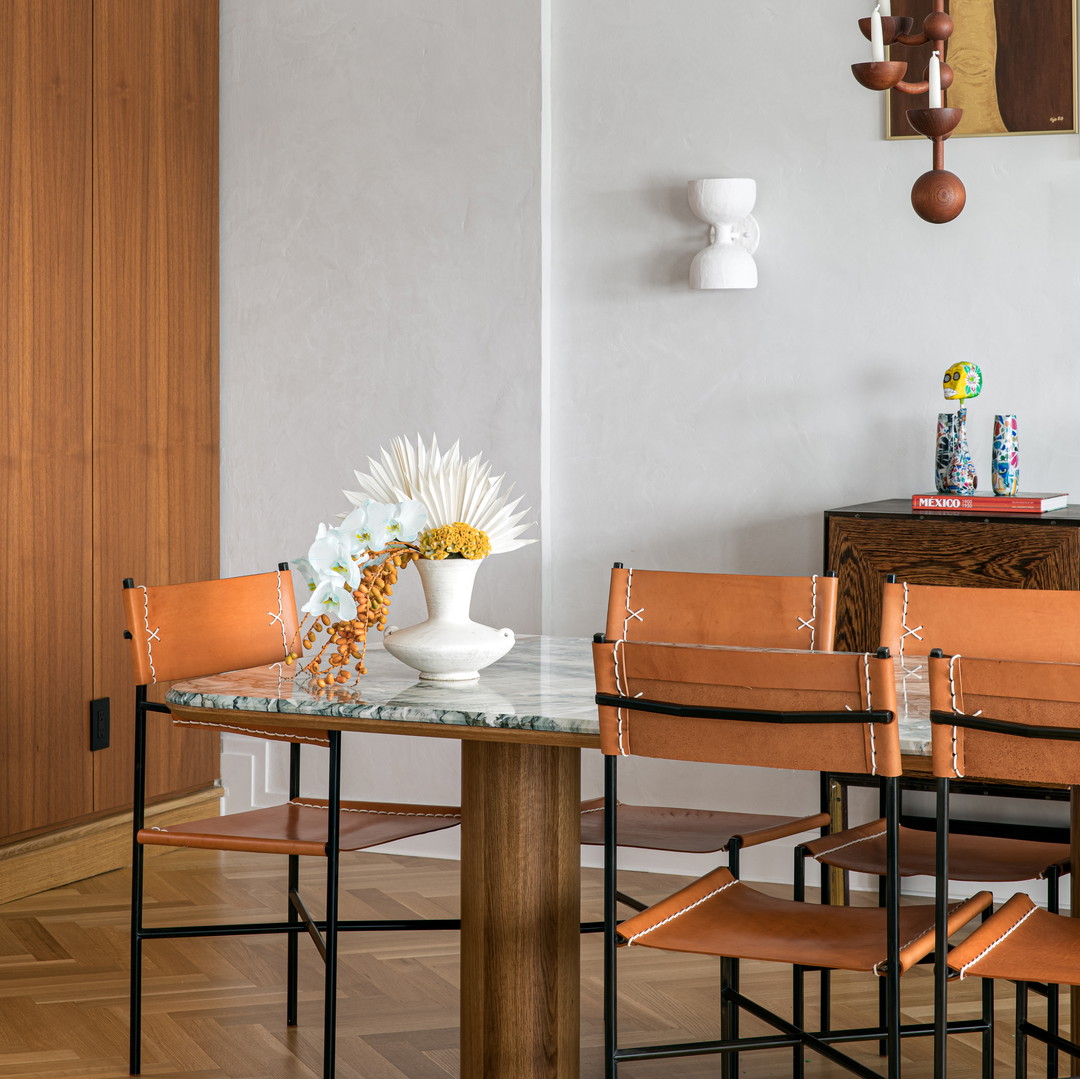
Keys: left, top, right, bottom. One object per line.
{"left": 929, "top": 652, "right": 1080, "bottom": 785}
{"left": 593, "top": 640, "right": 900, "bottom": 777}
{"left": 881, "top": 580, "right": 1080, "bottom": 663}
{"left": 123, "top": 569, "right": 299, "bottom": 685}
{"left": 606, "top": 567, "right": 837, "bottom": 652}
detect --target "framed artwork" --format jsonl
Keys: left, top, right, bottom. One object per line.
{"left": 886, "top": 0, "right": 1078, "bottom": 138}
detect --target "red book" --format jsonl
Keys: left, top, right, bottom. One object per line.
{"left": 911, "top": 492, "right": 1069, "bottom": 513}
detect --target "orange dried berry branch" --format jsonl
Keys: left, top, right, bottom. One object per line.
{"left": 287, "top": 545, "right": 420, "bottom": 688}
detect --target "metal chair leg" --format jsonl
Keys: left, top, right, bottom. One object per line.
{"left": 603, "top": 754, "right": 619, "bottom": 1079}
{"left": 1016, "top": 981, "right": 1028, "bottom": 1079}
{"left": 287, "top": 743, "right": 301, "bottom": 1027}
{"left": 1047, "top": 866, "right": 1061, "bottom": 1079}
{"left": 322, "top": 732, "right": 342, "bottom": 1079}
{"left": 129, "top": 696, "right": 148, "bottom": 1077}
{"left": 287, "top": 853, "right": 300, "bottom": 1026}
{"left": 129, "top": 843, "right": 144, "bottom": 1076}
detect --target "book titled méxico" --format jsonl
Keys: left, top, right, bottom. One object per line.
{"left": 911, "top": 492, "right": 1069, "bottom": 514}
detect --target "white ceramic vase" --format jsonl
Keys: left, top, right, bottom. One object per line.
{"left": 383, "top": 558, "right": 514, "bottom": 681}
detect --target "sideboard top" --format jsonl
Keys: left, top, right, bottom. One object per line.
{"left": 826, "top": 498, "right": 1080, "bottom": 524}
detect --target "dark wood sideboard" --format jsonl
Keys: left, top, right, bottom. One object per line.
{"left": 824, "top": 498, "right": 1080, "bottom": 653}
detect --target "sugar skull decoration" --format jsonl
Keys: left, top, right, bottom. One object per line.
{"left": 942, "top": 362, "right": 983, "bottom": 403}
{"left": 934, "top": 362, "right": 982, "bottom": 495}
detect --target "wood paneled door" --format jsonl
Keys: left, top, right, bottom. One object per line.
{"left": 0, "top": 1, "right": 220, "bottom": 883}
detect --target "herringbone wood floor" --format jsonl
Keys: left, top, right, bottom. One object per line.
{"left": 0, "top": 847, "right": 1052, "bottom": 1077}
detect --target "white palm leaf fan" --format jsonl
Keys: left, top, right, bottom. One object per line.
{"left": 345, "top": 435, "right": 536, "bottom": 554}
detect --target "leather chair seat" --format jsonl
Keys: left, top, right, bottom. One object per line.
{"left": 138, "top": 798, "right": 461, "bottom": 857}
{"left": 947, "top": 893, "right": 1080, "bottom": 986}
{"left": 617, "top": 865, "right": 992, "bottom": 974}
{"left": 579, "top": 797, "right": 829, "bottom": 853}
{"left": 807, "top": 818, "right": 1070, "bottom": 882}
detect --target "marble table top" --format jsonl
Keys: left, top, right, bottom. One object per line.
{"left": 167, "top": 636, "right": 934, "bottom": 755}
{"left": 167, "top": 635, "right": 602, "bottom": 737}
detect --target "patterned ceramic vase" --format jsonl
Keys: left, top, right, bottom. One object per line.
{"left": 935, "top": 413, "right": 958, "bottom": 493}
{"left": 991, "top": 414, "right": 1019, "bottom": 496}
{"left": 936, "top": 407, "right": 977, "bottom": 494}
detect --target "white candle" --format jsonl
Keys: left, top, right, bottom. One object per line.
{"left": 879, "top": 0, "right": 891, "bottom": 13}
{"left": 928, "top": 50, "right": 942, "bottom": 107}
{"left": 870, "top": 5, "right": 884, "bottom": 62}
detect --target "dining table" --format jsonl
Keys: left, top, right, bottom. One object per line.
{"left": 164, "top": 636, "right": 1074, "bottom": 1078}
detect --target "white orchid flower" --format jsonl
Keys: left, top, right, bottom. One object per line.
{"left": 341, "top": 500, "right": 393, "bottom": 555}
{"left": 301, "top": 576, "right": 359, "bottom": 621}
{"left": 306, "top": 522, "right": 361, "bottom": 590}
{"left": 291, "top": 556, "right": 319, "bottom": 595}
{"left": 386, "top": 499, "right": 427, "bottom": 544}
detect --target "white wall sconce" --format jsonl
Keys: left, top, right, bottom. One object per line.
{"left": 687, "top": 178, "right": 760, "bottom": 289}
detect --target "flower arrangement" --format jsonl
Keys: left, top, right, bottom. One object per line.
{"left": 290, "top": 435, "right": 534, "bottom": 687}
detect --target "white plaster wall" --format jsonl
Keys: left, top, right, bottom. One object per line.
{"left": 216, "top": 0, "right": 1080, "bottom": 900}
{"left": 218, "top": 0, "right": 542, "bottom": 859}
{"left": 552, "top": 0, "right": 1080, "bottom": 897}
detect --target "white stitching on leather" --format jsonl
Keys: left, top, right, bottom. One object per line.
{"left": 613, "top": 570, "right": 643, "bottom": 756}
{"left": 171, "top": 718, "right": 330, "bottom": 745}
{"left": 864, "top": 653, "right": 878, "bottom": 775}
{"left": 139, "top": 587, "right": 159, "bottom": 684}
{"left": 899, "top": 582, "right": 924, "bottom": 658}
{"left": 796, "top": 575, "right": 818, "bottom": 650}
{"left": 271, "top": 570, "right": 289, "bottom": 652}
{"left": 872, "top": 898, "right": 971, "bottom": 976}
{"left": 623, "top": 567, "right": 644, "bottom": 635}
{"left": 625, "top": 876, "right": 739, "bottom": 945}
{"left": 613, "top": 638, "right": 628, "bottom": 755}
{"left": 289, "top": 799, "right": 458, "bottom": 819}
{"left": 813, "top": 827, "right": 887, "bottom": 861}
{"left": 947, "top": 653, "right": 965, "bottom": 778}
{"left": 956, "top": 902, "right": 1038, "bottom": 980}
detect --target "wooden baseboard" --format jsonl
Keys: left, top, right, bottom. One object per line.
{"left": 0, "top": 787, "right": 223, "bottom": 904}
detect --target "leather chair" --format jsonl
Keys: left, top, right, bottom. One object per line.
{"left": 807, "top": 580, "right": 1075, "bottom": 1066}
{"left": 581, "top": 565, "right": 837, "bottom": 922}
{"left": 593, "top": 638, "right": 991, "bottom": 1079}
{"left": 122, "top": 567, "right": 461, "bottom": 1076}
{"left": 928, "top": 650, "right": 1080, "bottom": 1079}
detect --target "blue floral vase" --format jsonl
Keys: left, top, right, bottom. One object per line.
{"left": 991, "top": 415, "right": 1019, "bottom": 496}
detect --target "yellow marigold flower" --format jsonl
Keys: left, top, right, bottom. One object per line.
{"left": 418, "top": 523, "right": 492, "bottom": 560}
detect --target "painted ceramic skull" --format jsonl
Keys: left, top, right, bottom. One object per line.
{"left": 942, "top": 362, "right": 983, "bottom": 402}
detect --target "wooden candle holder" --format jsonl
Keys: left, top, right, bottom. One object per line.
{"left": 906, "top": 106, "right": 962, "bottom": 140}
{"left": 851, "top": 0, "right": 966, "bottom": 222}
{"left": 851, "top": 61, "right": 908, "bottom": 92}
{"left": 858, "top": 15, "right": 914, "bottom": 45}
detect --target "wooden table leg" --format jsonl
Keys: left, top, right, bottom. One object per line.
{"left": 460, "top": 740, "right": 580, "bottom": 1079}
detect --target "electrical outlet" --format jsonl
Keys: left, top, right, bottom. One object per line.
{"left": 90, "top": 698, "right": 110, "bottom": 751}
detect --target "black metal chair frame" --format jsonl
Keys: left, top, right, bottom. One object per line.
{"left": 597, "top": 670, "right": 977, "bottom": 1079}
{"left": 931, "top": 688, "right": 1080, "bottom": 1079}
{"left": 125, "top": 572, "right": 460, "bottom": 1079}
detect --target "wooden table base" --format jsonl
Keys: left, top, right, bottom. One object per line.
{"left": 460, "top": 740, "right": 581, "bottom": 1079}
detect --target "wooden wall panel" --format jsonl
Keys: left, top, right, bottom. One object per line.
{"left": 0, "top": 2, "right": 94, "bottom": 838}
{"left": 92, "top": 0, "right": 220, "bottom": 811}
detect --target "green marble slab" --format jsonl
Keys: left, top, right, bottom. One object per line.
{"left": 167, "top": 635, "right": 601, "bottom": 736}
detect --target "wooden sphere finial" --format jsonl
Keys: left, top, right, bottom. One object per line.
{"left": 911, "top": 169, "right": 966, "bottom": 223}
{"left": 922, "top": 11, "right": 954, "bottom": 41}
